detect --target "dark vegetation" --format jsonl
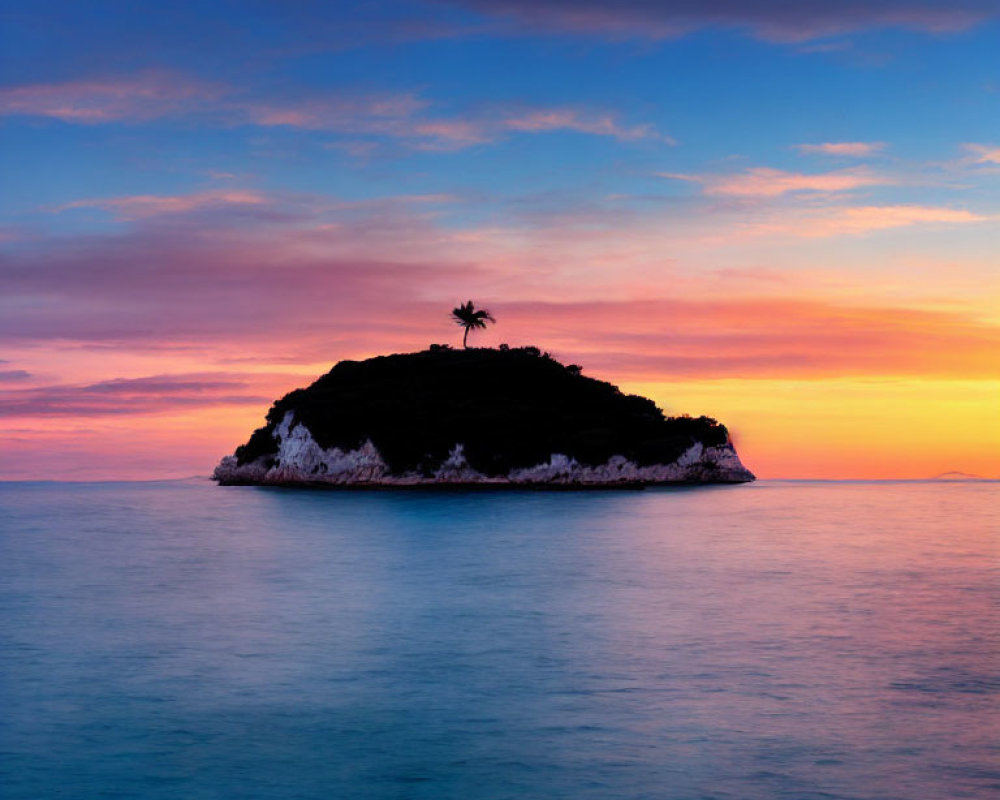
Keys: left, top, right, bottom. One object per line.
{"left": 235, "top": 346, "right": 729, "bottom": 476}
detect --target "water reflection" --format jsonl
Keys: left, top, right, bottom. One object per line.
{"left": 1, "top": 480, "right": 997, "bottom": 799}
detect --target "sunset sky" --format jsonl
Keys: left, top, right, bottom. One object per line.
{"left": 1, "top": 0, "right": 998, "bottom": 480}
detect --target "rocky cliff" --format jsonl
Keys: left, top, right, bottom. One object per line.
{"left": 213, "top": 346, "right": 754, "bottom": 487}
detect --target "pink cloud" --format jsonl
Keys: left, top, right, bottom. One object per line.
{"left": 56, "top": 190, "right": 267, "bottom": 220}
{"left": 503, "top": 110, "right": 671, "bottom": 143}
{"left": 3, "top": 191, "right": 999, "bottom": 383}
{"left": 0, "top": 72, "right": 222, "bottom": 122}
{"left": 0, "top": 74, "right": 667, "bottom": 150}
{"left": 406, "top": 119, "right": 495, "bottom": 150}
{"left": 773, "top": 205, "right": 991, "bottom": 237}
{"left": 661, "top": 167, "right": 890, "bottom": 197}
{"left": 497, "top": 298, "right": 1000, "bottom": 380}
{"left": 962, "top": 143, "right": 1000, "bottom": 165}
{"left": 795, "top": 142, "right": 887, "bottom": 157}
{"left": 235, "top": 99, "right": 670, "bottom": 148}
{"left": 5, "top": 187, "right": 997, "bottom": 403}
{"left": 0, "top": 373, "right": 270, "bottom": 417}
{"left": 0, "top": 194, "right": 483, "bottom": 357}
{"left": 243, "top": 93, "right": 429, "bottom": 130}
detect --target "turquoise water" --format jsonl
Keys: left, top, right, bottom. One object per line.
{"left": 1, "top": 480, "right": 997, "bottom": 799}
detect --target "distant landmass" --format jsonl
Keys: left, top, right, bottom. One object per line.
{"left": 931, "top": 471, "right": 985, "bottom": 480}
{"left": 213, "top": 346, "right": 755, "bottom": 487}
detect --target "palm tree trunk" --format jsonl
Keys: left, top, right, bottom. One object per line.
{"left": 463, "top": 326, "right": 469, "bottom": 348}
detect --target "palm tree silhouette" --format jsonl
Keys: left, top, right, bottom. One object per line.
{"left": 451, "top": 300, "right": 495, "bottom": 348}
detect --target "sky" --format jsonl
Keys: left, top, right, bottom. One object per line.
{"left": 1, "top": 0, "right": 998, "bottom": 480}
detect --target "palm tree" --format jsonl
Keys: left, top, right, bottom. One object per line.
{"left": 451, "top": 300, "right": 495, "bottom": 348}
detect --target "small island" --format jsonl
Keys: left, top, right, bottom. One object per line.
{"left": 214, "top": 345, "right": 754, "bottom": 487}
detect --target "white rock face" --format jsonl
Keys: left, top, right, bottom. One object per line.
{"left": 213, "top": 411, "right": 755, "bottom": 486}
{"left": 214, "top": 411, "right": 392, "bottom": 485}
{"left": 433, "top": 444, "right": 490, "bottom": 483}
{"left": 506, "top": 443, "right": 751, "bottom": 484}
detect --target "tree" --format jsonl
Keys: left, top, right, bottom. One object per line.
{"left": 451, "top": 300, "right": 496, "bottom": 348}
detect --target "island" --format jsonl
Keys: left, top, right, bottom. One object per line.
{"left": 213, "top": 346, "right": 755, "bottom": 487}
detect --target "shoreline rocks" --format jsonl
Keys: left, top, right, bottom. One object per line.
{"left": 214, "top": 412, "right": 755, "bottom": 487}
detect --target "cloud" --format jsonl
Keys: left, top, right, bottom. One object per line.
{"left": 0, "top": 374, "right": 269, "bottom": 417}
{"left": 398, "top": 118, "right": 496, "bottom": 150}
{"left": 796, "top": 142, "right": 887, "bottom": 157}
{"left": 56, "top": 190, "right": 267, "bottom": 220}
{"left": 0, "top": 192, "right": 483, "bottom": 355}
{"left": 52, "top": 188, "right": 458, "bottom": 224}
{"left": 0, "top": 370, "right": 31, "bottom": 382}
{"left": 4, "top": 186, "right": 997, "bottom": 392}
{"left": 773, "top": 204, "right": 991, "bottom": 237}
{"left": 3, "top": 189, "right": 998, "bottom": 382}
{"left": 660, "top": 167, "right": 890, "bottom": 197}
{"left": 962, "top": 143, "right": 1000, "bottom": 164}
{"left": 497, "top": 298, "right": 1000, "bottom": 380}
{"left": 0, "top": 73, "right": 667, "bottom": 150}
{"left": 398, "top": 108, "right": 668, "bottom": 150}
{"left": 447, "top": 0, "right": 998, "bottom": 41}
{"left": 241, "top": 93, "right": 433, "bottom": 135}
{"left": 503, "top": 110, "right": 673, "bottom": 143}
{"left": 0, "top": 73, "right": 431, "bottom": 133}
{"left": 0, "top": 72, "right": 223, "bottom": 123}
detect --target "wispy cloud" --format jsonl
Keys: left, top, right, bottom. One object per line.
{"left": 660, "top": 167, "right": 891, "bottom": 197}
{"left": 503, "top": 110, "right": 673, "bottom": 143}
{"left": 0, "top": 73, "right": 429, "bottom": 133}
{"left": 56, "top": 190, "right": 267, "bottom": 220}
{"left": 0, "top": 73, "right": 667, "bottom": 150}
{"left": 0, "top": 374, "right": 268, "bottom": 417}
{"left": 448, "top": 0, "right": 998, "bottom": 42}
{"left": 491, "top": 298, "right": 1000, "bottom": 380}
{"left": 0, "top": 370, "right": 31, "bottom": 382}
{"left": 0, "top": 193, "right": 481, "bottom": 354}
{"left": 0, "top": 72, "right": 222, "bottom": 122}
{"left": 241, "top": 93, "right": 434, "bottom": 136}
{"left": 795, "top": 142, "right": 887, "bottom": 157}
{"left": 753, "top": 204, "right": 991, "bottom": 237}
{"left": 962, "top": 143, "right": 1000, "bottom": 165}
{"left": 4, "top": 190, "right": 998, "bottom": 381}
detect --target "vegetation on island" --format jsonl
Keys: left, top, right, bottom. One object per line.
{"left": 234, "top": 345, "right": 730, "bottom": 477}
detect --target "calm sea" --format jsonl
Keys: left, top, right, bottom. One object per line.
{"left": 1, "top": 479, "right": 996, "bottom": 800}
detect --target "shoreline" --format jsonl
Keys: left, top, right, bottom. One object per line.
{"left": 214, "top": 476, "right": 753, "bottom": 490}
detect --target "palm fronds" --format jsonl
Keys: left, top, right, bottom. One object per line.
{"left": 451, "top": 300, "right": 496, "bottom": 347}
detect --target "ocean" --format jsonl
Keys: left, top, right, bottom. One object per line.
{"left": 1, "top": 479, "right": 996, "bottom": 799}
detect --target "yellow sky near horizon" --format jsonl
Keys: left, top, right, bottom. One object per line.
{"left": 635, "top": 377, "right": 1000, "bottom": 479}
{"left": 2, "top": 371, "right": 997, "bottom": 481}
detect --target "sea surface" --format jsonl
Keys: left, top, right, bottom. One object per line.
{"left": 0, "top": 479, "right": 996, "bottom": 800}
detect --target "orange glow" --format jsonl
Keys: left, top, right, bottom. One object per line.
{"left": 3, "top": 374, "right": 996, "bottom": 481}
{"left": 3, "top": 183, "right": 998, "bottom": 481}
{"left": 628, "top": 378, "right": 1000, "bottom": 479}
